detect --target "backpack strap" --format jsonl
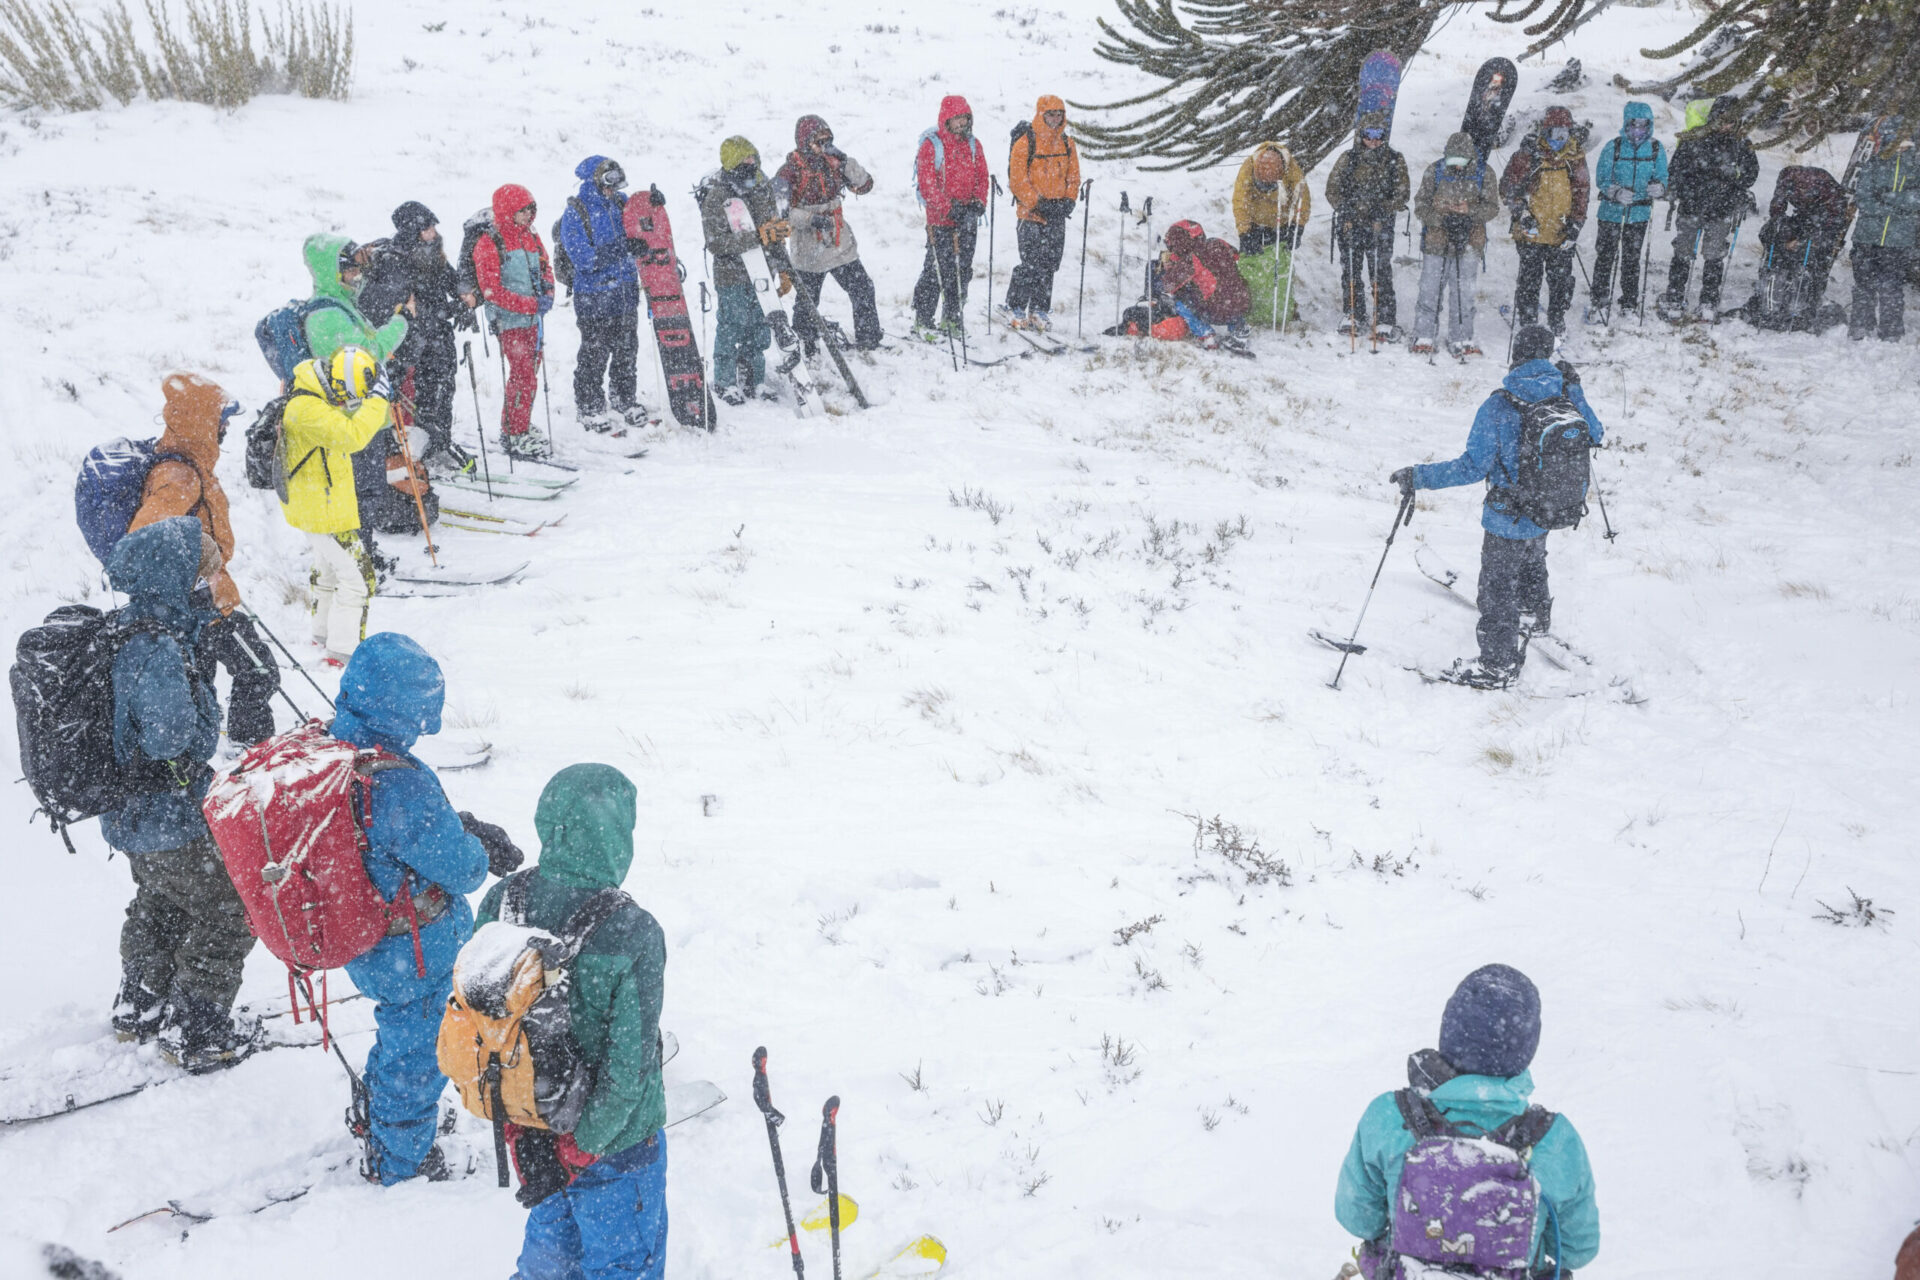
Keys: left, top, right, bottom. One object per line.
{"left": 1393, "top": 1088, "right": 1455, "bottom": 1141}
{"left": 567, "top": 196, "right": 594, "bottom": 245}
{"left": 502, "top": 867, "right": 536, "bottom": 927}
{"left": 1487, "top": 1104, "right": 1557, "bottom": 1155}
{"left": 558, "top": 886, "right": 634, "bottom": 960}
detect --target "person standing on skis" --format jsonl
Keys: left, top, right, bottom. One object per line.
{"left": 472, "top": 183, "right": 556, "bottom": 459}
{"left": 1586, "top": 103, "right": 1668, "bottom": 324}
{"left": 700, "top": 136, "right": 790, "bottom": 405}
{"left": 1848, "top": 115, "right": 1919, "bottom": 342}
{"left": 559, "top": 156, "right": 648, "bottom": 432}
{"left": 1500, "top": 106, "right": 1589, "bottom": 339}
{"left": 773, "top": 116, "right": 883, "bottom": 355}
{"left": 911, "top": 95, "right": 991, "bottom": 343}
{"left": 1326, "top": 113, "right": 1410, "bottom": 341}
{"left": 1002, "top": 93, "right": 1081, "bottom": 331}
{"left": 1411, "top": 131, "right": 1500, "bottom": 358}
{"left": 359, "top": 203, "right": 475, "bottom": 473}
{"left": 1657, "top": 95, "right": 1758, "bottom": 322}
{"left": 1387, "top": 325, "right": 1604, "bottom": 689}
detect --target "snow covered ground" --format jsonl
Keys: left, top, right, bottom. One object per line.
{"left": 3, "top": 1, "right": 1918, "bottom": 1276}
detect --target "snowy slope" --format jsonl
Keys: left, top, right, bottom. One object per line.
{"left": 2, "top": 2, "right": 1918, "bottom": 1277}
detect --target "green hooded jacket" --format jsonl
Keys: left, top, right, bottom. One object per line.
{"left": 302, "top": 232, "right": 408, "bottom": 366}
{"left": 475, "top": 764, "right": 666, "bottom": 1156}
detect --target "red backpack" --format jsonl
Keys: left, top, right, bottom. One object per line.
{"left": 203, "top": 720, "right": 440, "bottom": 1035}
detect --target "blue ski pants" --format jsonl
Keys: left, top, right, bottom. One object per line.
{"left": 713, "top": 283, "right": 769, "bottom": 389}
{"left": 517, "top": 1132, "right": 668, "bottom": 1280}
{"left": 357, "top": 974, "right": 453, "bottom": 1184}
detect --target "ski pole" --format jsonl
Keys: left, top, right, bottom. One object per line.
{"left": 1572, "top": 243, "right": 1592, "bottom": 293}
{"left": 1076, "top": 178, "right": 1093, "bottom": 338}
{"left": 536, "top": 316, "right": 557, "bottom": 455}
{"left": 384, "top": 391, "right": 440, "bottom": 567}
{"left": 987, "top": 176, "right": 1000, "bottom": 334}
{"left": 232, "top": 628, "right": 306, "bottom": 723}
{"left": 1328, "top": 490, "right": 1415, "bottom": 691}
{"left": 955, "top": 225, "right": 970, "bottom": 366}
{"left": 243, "top": 609, "right": 335, "bottom": 712}
{"left": 927, "top": 226, "right": 957, "bottom": 372}
{"left": 810, "top": 1096, "right": 843, "bottom": 1280}
{"left": 460, "top": 341, "right": 496, "bottom": 501}
{"left": 1115, "top": 190, "right": 1129, "bottom": 331}
{"left": 1278, "top": 226, "right": 1299, "bottom": 337}
{"left": 1140, "top": 196, "right": 1155, "bottom": 304}
{"left": 753, "top": 1048, "right": 806, "bottom": 1280}
{"left": 1592, "top": 464, "right": 1618, "bottom": 542}
{"left": 1638, "top": 221, "right": 1654, "bottom": 325}
{"left": 1270, "top": 224, "right": 1283, "bottom": 333}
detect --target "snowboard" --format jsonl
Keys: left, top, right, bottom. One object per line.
{"left": 1356, "top": 50, "right": 1403, "bottom": 137}
{"left": 1461, "top": 57, "right": 1518, "bottom": 163}
{"left": 625, "top": 184, "right": 716, "bottom": 432}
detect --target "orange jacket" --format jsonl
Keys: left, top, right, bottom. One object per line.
{"left": 127, "top": 372, "right": 240, "bottom": 612}
{"left": 1009, "top": 95, "right": 1081, "bottom": 224}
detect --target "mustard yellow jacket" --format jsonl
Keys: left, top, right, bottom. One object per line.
{"left": 279, "top": 358, "right": 388, "bottom": 535}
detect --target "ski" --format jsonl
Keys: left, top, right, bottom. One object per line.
{"left": 867, "top": 1237, "right": 948, "bottom": 1279}
{"left": 767, "top": 1195, "right": 861, "bottom": 1248}
{"left": 437, "top": 476, "right": 569, "bottom": 502}
{"left": 626, "top": 184, "right": 716, "bottom": 431}
{"left": 767, "top": 309, "right": 819, "bottom": 414}
{"left": 439, "top": 511, "right": 567, "bottom": 537}
{"left": 1309, "top": 628, "right": 1366, "bottom": 655}
{"left": 453, "top": 470, "right": 576, "bottom": 491}
{"left": 391, "top": 562, "right": 531, "bottom": 589}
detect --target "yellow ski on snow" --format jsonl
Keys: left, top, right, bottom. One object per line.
{"left": 766, "top": 1194, "right": 859, "bottom": 1247}
{"left": 867, "top": 1235, "right": 947, "bottom": 1278}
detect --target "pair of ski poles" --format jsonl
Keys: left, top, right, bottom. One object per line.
{"left": 755, "top": 1048, "right": 845, "bottom": 1280}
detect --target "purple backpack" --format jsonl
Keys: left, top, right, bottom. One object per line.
{"left": 1370, "top": 1089, "right": 1557, "bottom": 1279}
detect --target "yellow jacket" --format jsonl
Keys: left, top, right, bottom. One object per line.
{"left": 279, "top": 358, "right": 388, "bottom": 535}
{"left": 1233, "top": 142, "right": 1311, "bottom": 237}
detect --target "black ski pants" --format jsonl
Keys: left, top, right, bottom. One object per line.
{"left": 1477, "top": 531, "right": 1551, "bottom": 674}
{"left": 794, "top": 260, "right": 883, "bottom": 349}
{"left": 914, "top": 221, "right": 978, "bottom": 328}
{"left": 121, "top": 837, "right": 255, "bottom": 1012}
{"left": 1589, "top": 220, "right": 1648, "bottom": 310}
{"left": 1005, "top": 217, "right": 1068, "bottom": 315}
{"left": 1335, "top": 217, "right": 1397, "bottom": 325}
{"left": 1850, "top": 244, "right": 1909, "bottom": 341}
{"left": 1514, "top": 243, "right": 1576, "bottom": 328}
{"left": 405, "top": 323, "right": 458, "bottom": 461}
{"left": 573, "top": 305, "right": 640, "bottom": 414}
{"left": 193, "top": 593, "right": 278, "bottom": 746}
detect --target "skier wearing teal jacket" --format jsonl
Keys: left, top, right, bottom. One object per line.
{"left": 1336, "top": 965, "right": 1600, "bottom": 1277}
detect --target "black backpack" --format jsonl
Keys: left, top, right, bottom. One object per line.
{"left": 242, "top": 389, "right": 323, "bottom": 498}
{"left": 456, "top": 208, "right": 505, "bottom": 300}
{"left": 1493, "top": 363, "right": 1594, "bottom": 531}
{"left": 11, "top": 606, "right": 207, "bottom": 851}
{"left": 550, "top": 197, "right": 593, "bottom": 294}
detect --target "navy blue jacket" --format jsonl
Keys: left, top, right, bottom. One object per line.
{"left": 103, "top": 517, "right": 221, "bottom": 853}
{"left": 333, "top": 633, "right": 488, "bottom": 1001}
{"left": 559, "top": 155, "right": 639, "bottom": 319}
{"left": 1412, "top": 359, "right": 1605, "bottom": 540}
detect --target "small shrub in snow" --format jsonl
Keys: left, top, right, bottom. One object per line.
{"left": 1178, "top": 811, "right": 1292, "bottom": 889}
{"left": 1813, "top": 887, "right": 1891, "bottom": 929}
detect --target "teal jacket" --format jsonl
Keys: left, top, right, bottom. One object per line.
{"left": 1854, "top": 147, "right": 1920, "bottom": 251}
{"left": 475, "top": 764, "right": 665, "bottom": 1156}
{"left": 1336, "top": 1071, "right": 1600, "bottom": 1273}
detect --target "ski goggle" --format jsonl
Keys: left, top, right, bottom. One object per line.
{"left": 1361, "top": 127, "right": 1385, "bottom": 141}
{"left": 217, "top": 400, "right": 241, "bottom": 442}
{"left": 597, "top": 161, "right": 627, "bottom": 189}
{"left": 1626, "top": 120, "right": 1651, "bottom": 138}
{"left": 1444, "top": 155, "right": 1470, "bottom": 168}
{"left": 1546, "top": 127, "right": 1569, "bottom": 149}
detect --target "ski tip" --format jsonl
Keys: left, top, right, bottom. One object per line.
{"left": 872, "top": 1236, "right": 948, "bottom": 1277}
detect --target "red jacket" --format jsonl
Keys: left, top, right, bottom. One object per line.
{"left": 472, "top": 182, "right": 553, "bottom": 316}
{"left": 915, "top": 95, "right": 990, "bottom": 227}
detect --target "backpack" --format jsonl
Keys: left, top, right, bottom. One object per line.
{"left": 202, "top": 720, "right": 439, "bottom": 982}
{"left": 550, "top": 197, "right": 593, "bottom": 293}
{"left": 911, "top": 128, "right": 985, "bottom": 208}
{"left": 255, "top": 297, "right": 346, "bottom": 384}
{"left": 457, "top": 207, "right": 505, "bottom": 300}
{"left": 1493, "top": 365, "right": 1593, "bottom": 531}
{"left": 241, "top": 389, "right": 326, "bottom": 499}
{"left": 1010, "top": 120, "right": 1038, "bottom": 167}
{"left": 1375, "top": 1088, "right": 1557, "bottom": 1280}
{"left": 11, "top": 606, "right": 203, "bottom": 851}
{"left": 437, "top": 871, "right": 631, "bottom": 1185}
{"left": 73, "top": 438, "right": 198, "bottom": 563}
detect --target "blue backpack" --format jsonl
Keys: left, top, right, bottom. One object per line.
{"left": 74, "top": 438, "right": 200, "bottom": 563}
{"left": 255, "top": 297, "right": 346, "bottom": 383}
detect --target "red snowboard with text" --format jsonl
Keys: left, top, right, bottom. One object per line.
{"left": 624, "top": 184, "right": 714, "bottom": 431}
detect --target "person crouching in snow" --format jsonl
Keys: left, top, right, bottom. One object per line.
{"left": 1152, "top": 220, "right": 1251, "bottom": 347}
{"left": 1335, "top": 964, "right": 1599, "bottom": 1279}
{"left": 701, "top": 136, "right": 791, "bottom": 406}
{"left": 1410, "top": 131, "right": 1501, "bottom": 358}
{"left": 471, "top": 183, "right": 555, "bottom": 459}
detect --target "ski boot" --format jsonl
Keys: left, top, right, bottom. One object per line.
{"left": 997, "top": 303, "right": 1024, "bottom": 328}
{"left": 157, "top": 994, "right": 263, "bottom": 1075}
{"left": 752, "top": 383, "right": 781, "bottom": 403}
{"left": 1583, "top": 300, "right": 1610, "bottom": 326}
{"left": 1030, "top": 309, "right": 1053, "bottom": 332}
{"left": 1198, "top": 332, "right": 1221, "bottom": 351}
{"left": 111, "top": 976, "right": 166, "bottom": 1044}
{"left": 1451, "top": 342, "right": 1484, "bottom": 360}
{"left": 911, "top": 322, "right": 946, "bottom": 345}
{"left": 500, "top": 430, "right": 552, "bottom": 461}
{"left": 1410, "top": 339, "right": 1436, "bottom": 356}
{"left": 715, "top": 384, "right": 748, "bottom": 406}
{"left": 1439, "top": 659, "right": 1516, "bottom": 691}
{"left": 617, "top": 404, "right": 653, "bottom": 429}
{"left": 1654, "top": 294, "right": 1689, "bottom": 324}
{"left": 578, "top": 409, "right": 615, "bottom": 434}
{"left": 1337, "top": 316, "right": 1359, "bottom": 336}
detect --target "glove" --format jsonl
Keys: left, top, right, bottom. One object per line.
{"left": 365, "top": 373, "right": 394, "bottom": 404}
{"left": 511, "top": 1129, "right": 571, "bottom": 1209}
{"left": 536, "top": 291, "right": 554, "bottom": 315}
{"left": 809, "top": 212, "right": 835, "bottom": 232}
{"left": 757, "top": 218, "right": 792, "bottom": 246}
{"left": 1390, "top": 467, "right": 1416, "bottom": 497}
{"left": 452, "top": 307, "right": 478, "bottom": 332}
{"left": 460, "top": 811, "right": 525, "bottom": 878}
{"left": 777, "top": 271, "right": 793, "bottom": 297}
{"left": 955, "top": 199, "right": 986, "bottom": 223}
{"left": 1645, "top": 180, "right": 1666, "bottom": 199}
{"left": 1611, "top": 185, "right": 1635, "bottom": 205}
{"left": 1036, "top": 197, "right": 1076, "bottom": 222}
{"left": 1562, "top": 218, "right": 1583, "bottom": 242}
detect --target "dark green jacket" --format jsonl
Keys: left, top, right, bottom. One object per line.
{"left": 1855, "top": 146, "right": 1920, "bottom": 251}
{"left": 476, "top": 764, "right": 665, "bottom": 1155}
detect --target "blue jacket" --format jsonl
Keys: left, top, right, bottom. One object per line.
{"left": 103, "top": 517, "right": 220, "bottom": 854}
{"left": 1412, "top": 359, "right": 1604, "bottom": 540}
{"left": 1336, "top": 1072, "right": 1600, "bottom": 1273}
{"left": 559, "top": 155, "right": 639, "bottom": 319}
{"left": 1594, "top": 103, "right": 1668, "bottom": 225}
{"left": 1854, "top": 145, "right": 1920, "bottom": 251}
{"left": 332, "top": 634, "right": 487, "bottom": 1001}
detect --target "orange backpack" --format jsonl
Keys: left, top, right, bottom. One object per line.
{"left": 436, "top": 872, "right": 629, "bottom": 1185}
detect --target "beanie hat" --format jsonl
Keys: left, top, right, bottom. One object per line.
{"left": 1510, "top": 324, "right": 1555, "bottom": 365}
{"left": 391, "top": 200, "right": 438, "bottom": 235}
{"left": 720, "top": 136, "right": 759, "bottom": 170}
{"left": 1439, "top": 964, "right": 1542, "bottom": 1078}
{"left": 160, "top": 371, "right": 226, "bottom": 436}
{"left": 1542, "top": 105, "right": 1574, "bottom": 130}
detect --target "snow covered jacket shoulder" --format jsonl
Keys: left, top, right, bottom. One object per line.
{"left": 1327, "top": 142, "right": 1410, "bottom": 221}
{"left": 916, "top": 94, "right": 991, "bottom": 228}
{"left": 1501, "top": 130, "right": 1590, "bottom": 246}
{"left": 1414, "top": 131, "right": 1500, "bottom": 253}
{"left": 302, "top": 233, "right": 408, "bottom": 367}
{"left": 560, "top": 156, "right": 640, "bottom": 318}
{"left": 334, "top": 634, "right": 487, "bottom": 1002}
{"left": 1410, "top": 358, "right": 1604, "bottom": 540}
{"left": 1853, "top": 144, "right": 1920, "bottom": 250}
{"left": 1669, "top": 128, "right": 1758, "bottom": 221}
{"left": 700, "top": 166, "right": 788, "bottom": 288}
{"left": 1232, "top": 141, "right": 1311, "bottom": 237}
{"left": 475, "top": 764, "right": 665, "bottom": 1157}
{"left": 1593, "top": 103, "right": 1668, "bottom": 225}
{"left": 1336, "top": 1070, "right": 1599, "bottom": 1273}
{"left": 774, "top": 117, "right": 874, "bottom": 274}
{"left": 1008, "top": 94, "right": 1080, "bottom": 225}
{"left": 279, "top": 358, "right": 388, "bottom": 535}
{"left": 473, "top": 184, "right": 553, "bottom": 334}
{"left": 102, "top": 518, "right": 220, "bottom": 854}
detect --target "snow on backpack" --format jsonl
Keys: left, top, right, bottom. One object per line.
{"left": 437, "top": 871, "right": 630, "bottom": 1185}
{"left": 73, "top": 438, "right": 200, "bottom": 564}
{"left": 11, "top": 606, "right": 204, "bottom": 851}
{"left": 1367, "top": 1088, "right": 1558, "bottom": 1280}
{"left": 1492, "top": 365, "right": 1594, "bottom": 531}
{"left": 203, "top": 720, "right": 447, "bottom": 1017}
{"left": 254, "top": 297, "right": 346, "bottom": 384}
